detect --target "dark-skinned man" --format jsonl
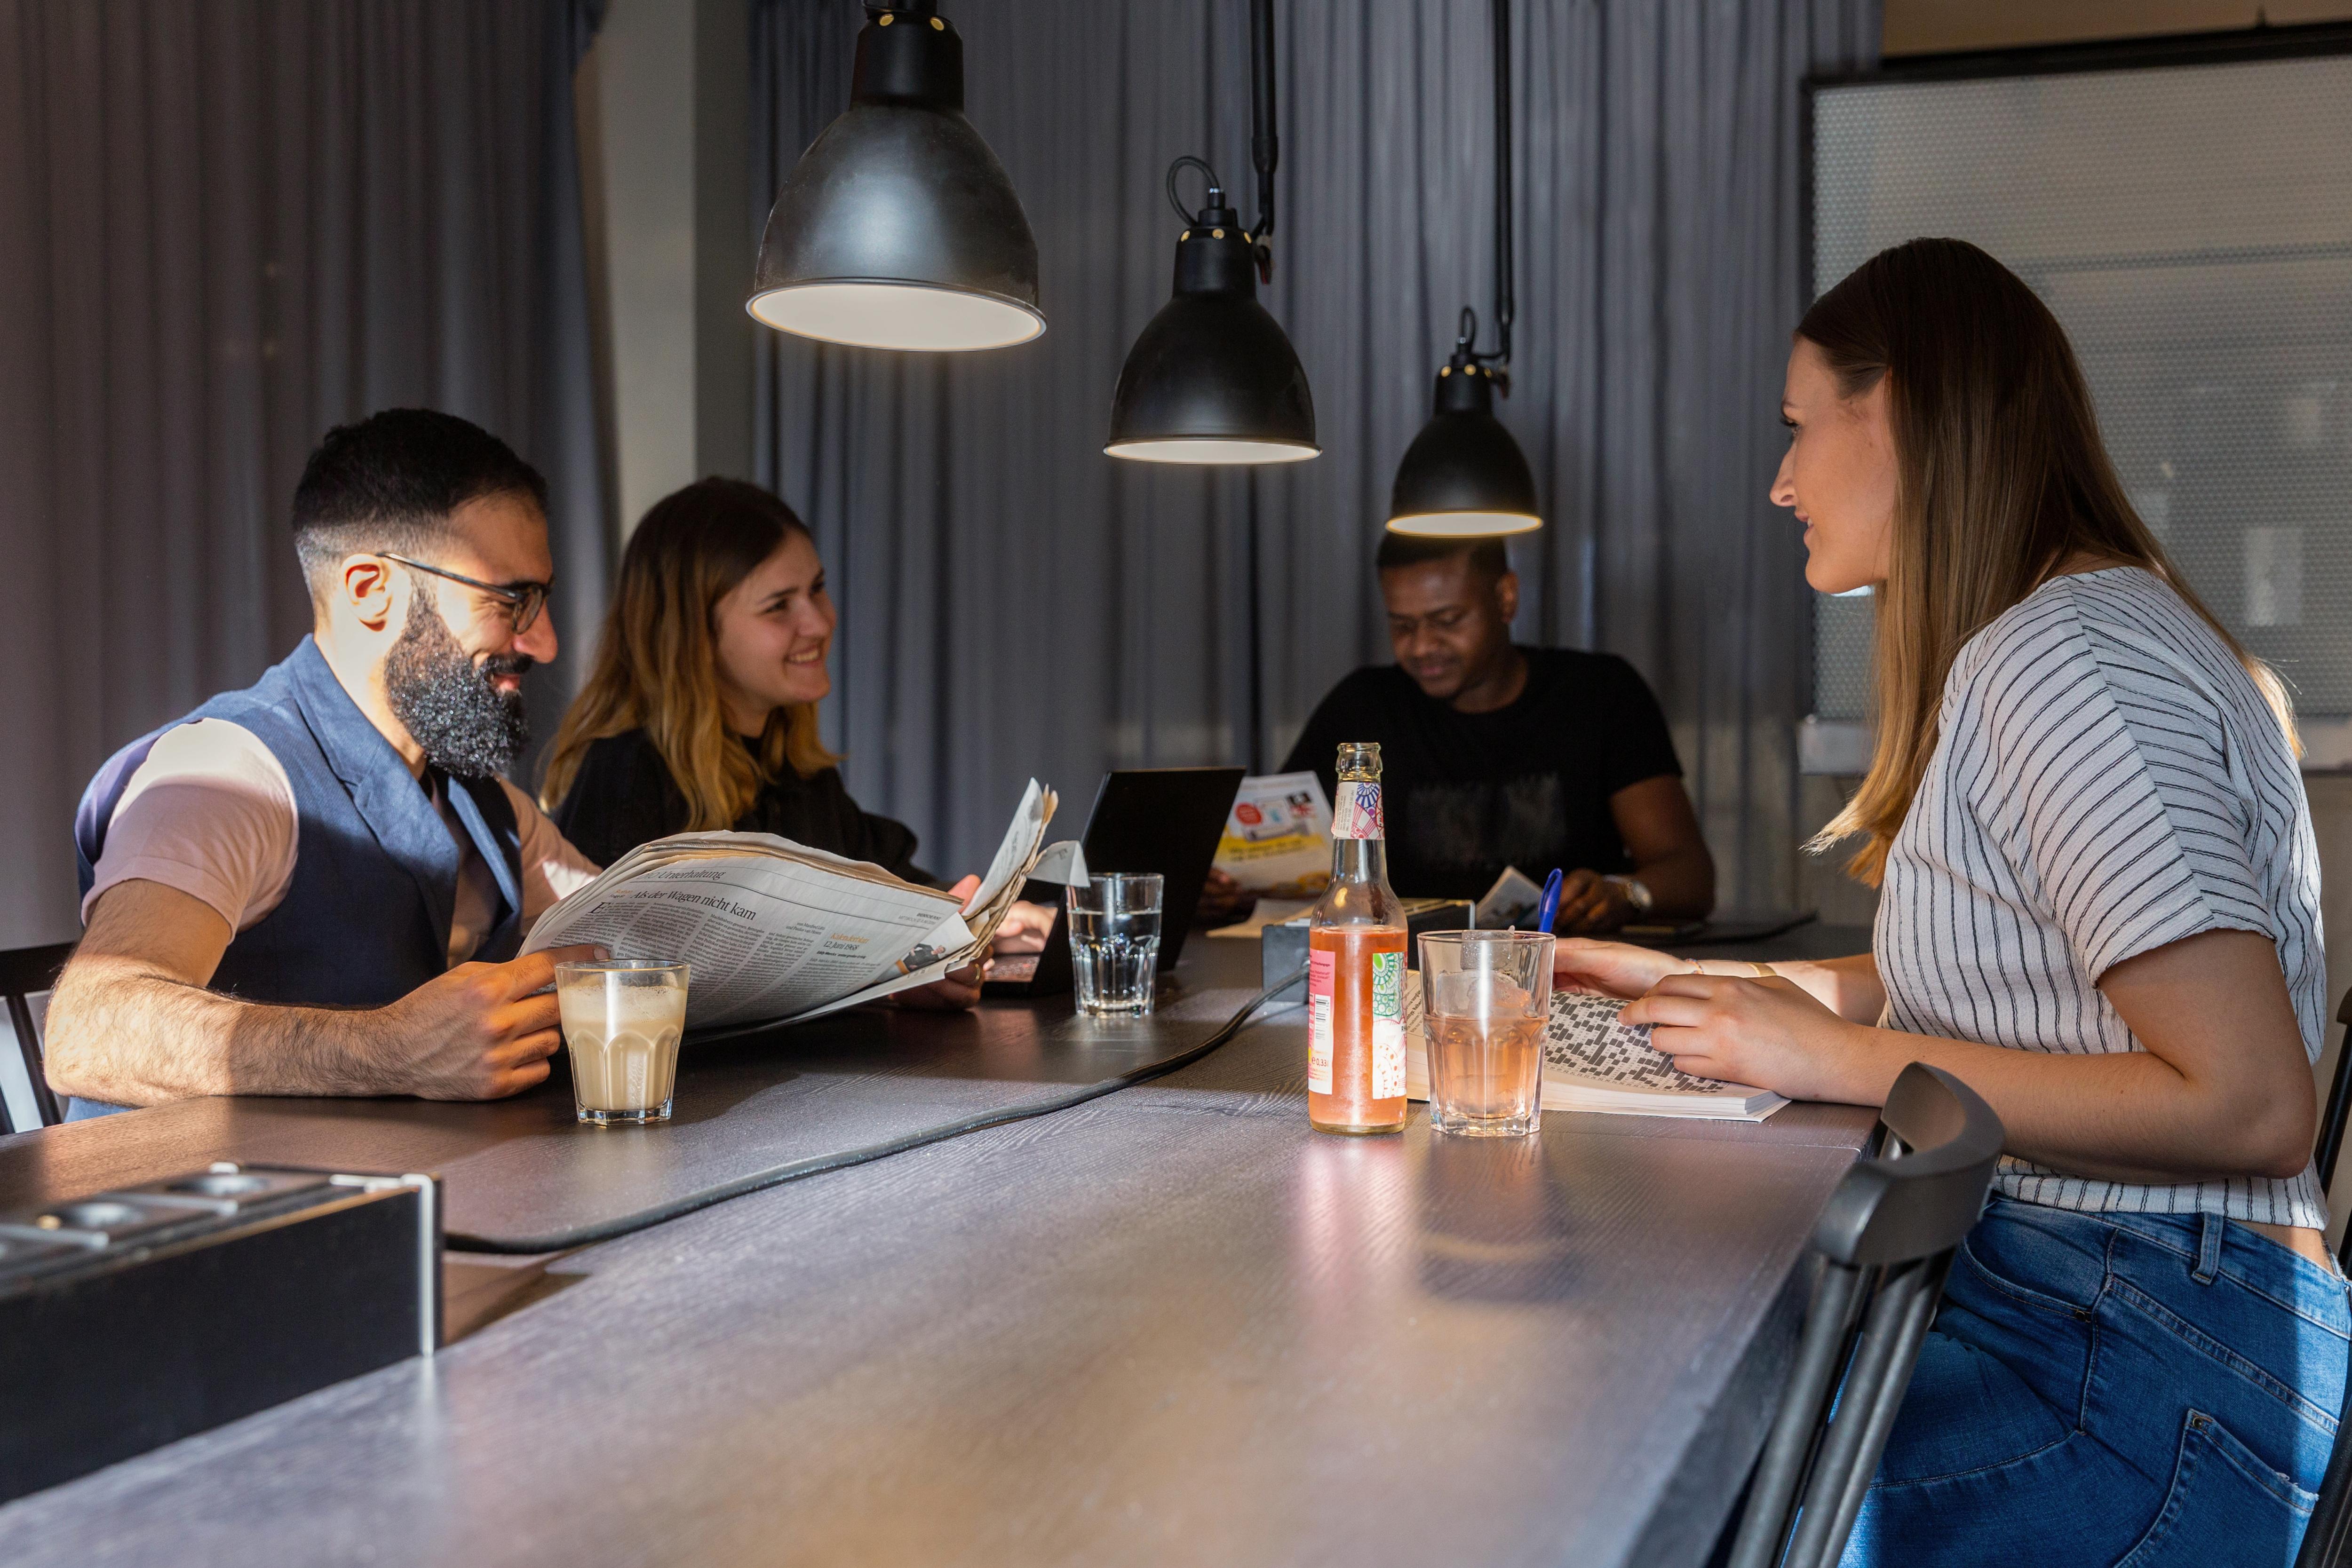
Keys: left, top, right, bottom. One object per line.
{"left": 1236, "top": 533, "right": 1714, "bottom": 934}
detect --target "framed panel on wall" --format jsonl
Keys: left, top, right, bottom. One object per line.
{"left": 1804, "top": 27, "right": 2352, "bottom": 773}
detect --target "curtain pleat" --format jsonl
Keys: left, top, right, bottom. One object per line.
{"left": 752, "top": 0, "right": 1875, "bottom": 904}
{"left": 0, "top": 0, "right": 609, "bottom": 947}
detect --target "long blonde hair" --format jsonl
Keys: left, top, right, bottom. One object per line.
{"left": 1808, "top": 238, "right": 2295, "bottom": 885}
{"left": 541, "top": 478, "right": 840, "bottom": 830}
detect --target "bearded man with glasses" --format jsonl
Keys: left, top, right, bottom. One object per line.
{"left": 45, "top": 409, "right": 605, "bottom": 1115}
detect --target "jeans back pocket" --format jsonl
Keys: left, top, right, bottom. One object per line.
{"left": 2115, "top": 1408, "right": 2314, "bottom": 1568}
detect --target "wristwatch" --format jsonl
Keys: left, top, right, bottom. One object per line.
{"left": 1602, "top": 874, "right": 1655, "bottom": 916}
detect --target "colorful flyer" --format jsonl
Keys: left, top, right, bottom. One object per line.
{"left": 1213, "top": 771, "right": 1334, "bottom": 897}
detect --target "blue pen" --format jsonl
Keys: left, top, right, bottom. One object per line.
{"left": 1533, "top": 867, "right": 1564, "bottom": 933}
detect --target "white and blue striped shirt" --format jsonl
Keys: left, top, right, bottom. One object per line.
{"left": 1876, "top": 566, "right": 2328, "bottom": 1229}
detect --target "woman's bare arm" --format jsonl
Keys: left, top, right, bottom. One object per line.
{"left": 1620, "top": 928, "right": 2315, "bottom": 1185}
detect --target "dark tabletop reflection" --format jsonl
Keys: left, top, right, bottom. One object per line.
{"left": 1415, "top": 1131, "right": 1577, "bottom": 1303}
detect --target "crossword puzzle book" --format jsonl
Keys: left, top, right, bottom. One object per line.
{"left": 1403, "top": 974, "right": 1788, "bottom": 1122}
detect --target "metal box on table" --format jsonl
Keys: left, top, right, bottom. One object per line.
{"left": 1260, "top": 896, "right": 1473, "bottom": 997}
{"left": 0, "top": 1161, "right": 441, "bottom": 1504}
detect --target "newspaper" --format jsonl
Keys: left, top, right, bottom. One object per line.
{"left": 525, "top": 780, "right": 1065, "bottom": 1030}
{"left": 1211, "top": 771, "right": 1332, "bottom": 897}
{"left": 1474, "top": 865, "right": 1545, "bottom": 928}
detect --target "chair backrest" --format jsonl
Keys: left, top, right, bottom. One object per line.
{"left": 2317, "top": 991, "right": 2352, "bottom": 1199}
{"left": 0, "top": 941, "right": 75, "bottom": 1134}
{"left": 2299, "top": 1419, "right": 2352, "bottom": 1568}
{"left": 2298, "top": 993, "right": 2352, "bottom": 1568}
{"left": 1726, "top": 1062, "right": 2004, "bottom": 1568}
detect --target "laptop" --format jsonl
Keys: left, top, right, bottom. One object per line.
{"left": 982, "top": 766, "right": 1246, "bottom": 998}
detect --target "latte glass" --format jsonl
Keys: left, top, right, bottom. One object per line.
{"left": 555, "top": 960, "right": 689, "bottom": 1126}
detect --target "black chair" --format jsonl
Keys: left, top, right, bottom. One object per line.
{"left": 0, "top": 940, "right": 74, "bottom": 1134}
{"left": 2314, "top": 990, "right": 2352, "bottom": 1270}
{"left": 1726, "top": 1062, "right": 2004, "bottom": 1568}
{"left": 2290, "top": 993, "right": 2352, "bottom": 1568}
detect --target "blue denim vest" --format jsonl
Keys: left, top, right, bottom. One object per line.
{"left": 67, "top": 637, "right": 524, "bottom": 1117}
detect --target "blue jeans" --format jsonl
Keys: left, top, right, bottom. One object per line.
{"left": 1842, "top": 1195, "right": 2350, "bottom": 1568}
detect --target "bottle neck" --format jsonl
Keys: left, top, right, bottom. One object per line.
{"left": 1329, "top": 836, "right": 1388, "bottom": 884}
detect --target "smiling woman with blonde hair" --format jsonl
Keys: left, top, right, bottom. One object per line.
{"left": 540, "top": 479, "right": 883, "bottom": 864}
{"left": 1557, "top": 238, "right": 2344, "bottom": 1565}
{"left": 543, "top": 477, "right": 1047, "bottom": 1006}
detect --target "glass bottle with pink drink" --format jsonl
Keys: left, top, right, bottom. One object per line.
{"left": 1305, "top": 742, "right": 1408, "bottom": 1135}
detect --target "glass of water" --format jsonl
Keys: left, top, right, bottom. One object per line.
{"left": 1065, "top": 872, "right": 1163, "bottom": 1015}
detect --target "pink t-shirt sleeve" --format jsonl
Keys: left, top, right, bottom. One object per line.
{"left": 83, "top": 719, "right": 299, "bottom": 934}
{"left": 500, "top": 780, "right": 601, "bottom": 929}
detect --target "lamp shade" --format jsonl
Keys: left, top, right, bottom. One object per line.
{"left": 747, "top": 10, "right": 1042, "bottom": 352}
{"left": 1385, "top": 360, "right": 1540, "bottom": 534}
{"left": 1105, "top": 218, "right": 1317, "bottom": 463}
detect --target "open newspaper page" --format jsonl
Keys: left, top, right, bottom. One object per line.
{"left": 771, "top": 781, "right": 1069, "bottom": 1026}
{"left": 525, "top": 780, "right": 1059, "bottom": 1029}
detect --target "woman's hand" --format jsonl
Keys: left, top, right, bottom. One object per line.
{"left": 1192, "top": 869, "right": 1256, "bottom": 927}
{"left": 894, "top": 961, "right": 985, "bottom": 1011}
{"left": 1618, "top": 973, "right": 1878, "bottom": 1101}
{"left": 1553, "top": 938, "right": 1686, "bottom": 999}
{"left": 991, "top": 899, "right": 1056, "bottom": 955}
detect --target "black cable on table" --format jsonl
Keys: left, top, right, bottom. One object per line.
{"left": 449, "top": 967, "right": 1308, "bottom": 1253}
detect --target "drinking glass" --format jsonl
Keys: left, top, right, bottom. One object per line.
{"left": 1417, "top": 930, "right": 1554, "bottom": 1136}
{"left": 555, "top": 960, "right": 689, "bottom": 1126}
{"left": 1065, "top": 873, "right": 1163, "bottom": 1016}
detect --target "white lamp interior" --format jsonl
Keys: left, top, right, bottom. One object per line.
{"left": 1384, "top": 509, "right": 1543, "bottom": 537}
{"left": 747, "top": 282, "right": 1045, "bottom": 352}
{"left": 1103, "top": 437, "right": 1321, "bottom": 465}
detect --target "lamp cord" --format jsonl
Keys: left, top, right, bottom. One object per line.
{"left": 1165, "top": 0, "right": 1279, "bottom": 284}
{"left": 1491, "top": 0, "right": 1513, "bottom": 369}
{"left": 1450, "top": 0, "right": 1515, "bottom": 390}
{"left": 1248, "top": 0, "right": 1277, "bottom": 247}
{"left": 1166, "top": 156, "right": 1225, "bottom": 224}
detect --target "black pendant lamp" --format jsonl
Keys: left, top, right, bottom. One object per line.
{"left": 1104, "top": 0, "right": 1317, "bottom": 464}
{"left": 747, "top": 1, "right": 1043, "bottom": 353}
{"left": 1387, "top": 0, "right": 1539, "bottom": 535}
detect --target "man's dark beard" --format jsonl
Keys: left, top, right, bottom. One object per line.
{"left": 383, "top": 596, "right": 533, "bottom": 781}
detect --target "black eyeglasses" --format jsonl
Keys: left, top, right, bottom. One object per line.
{"left": 380, "top": 554, "right": 549, "bottom": 635}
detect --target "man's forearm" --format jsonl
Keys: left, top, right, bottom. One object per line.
{"left": 1632, "top": 845, "right": 1715, "bottom": 919}
{"left": 44, "top": 957, "right": 392, "bottom": 1106}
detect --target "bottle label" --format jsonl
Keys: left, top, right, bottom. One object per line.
{"left": 1332, "top": 781, "right": 1384, "bottom": 840}
{"left": 1370, "top": 950, "right": 1405, "bottom": 1099}
{"left": 1306, "top": 950, "right": 1335, "bottom": 1094}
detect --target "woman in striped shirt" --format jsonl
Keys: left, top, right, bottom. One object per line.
{"left": 1560, "top": 238, "right": 2346, "bottom": 1566}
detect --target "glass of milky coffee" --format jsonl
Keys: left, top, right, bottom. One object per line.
{"left": 554, "top": 960, "right": 690, "bottom": 1126}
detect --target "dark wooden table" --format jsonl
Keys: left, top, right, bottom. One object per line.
{"left": 0, "top": 962, "right": 1279, "bottom": 1251}
{"left": 0, "top": 927, "right": 1876, "bottom": 1567}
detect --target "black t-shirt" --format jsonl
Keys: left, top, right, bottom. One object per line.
{"left": 550, "top": 729, "right": 936, "bottom": 886}
{"left": 1279, "top": 648, "right": 1681, "bottom": 901}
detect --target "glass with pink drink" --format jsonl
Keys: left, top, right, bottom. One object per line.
{"left": 1417, "top": 930, "right": 1554, "bottom": 1137}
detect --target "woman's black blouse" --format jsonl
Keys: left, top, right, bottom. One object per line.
{"left": 551, "top": 729, "right": 934, "bottom": 885}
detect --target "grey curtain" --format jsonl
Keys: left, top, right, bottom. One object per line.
{"left": 752, "top": 0, "right": 1877, "bottom": 904}
{"left": 0, "top": 0, "right": 610, "bottom": 948}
